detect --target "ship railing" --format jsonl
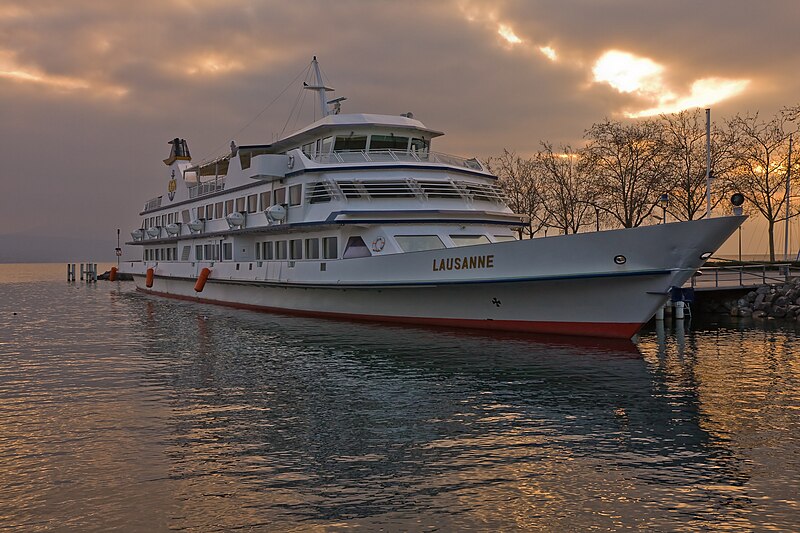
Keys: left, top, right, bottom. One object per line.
{"left": 144, "top": 196, "right": 162, "bottom": 211}
{"left": 188, "top": 180, "right": 226, "bottom": 199}
{"left": 689, "top": 263, "right": 800, "bottom": 289}
{"left": 313, "top": 149, "right": 485, "bottom": 172}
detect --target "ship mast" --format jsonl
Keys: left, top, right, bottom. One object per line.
{"left": 304, "top": 56, "right": 334, "bottom": 118}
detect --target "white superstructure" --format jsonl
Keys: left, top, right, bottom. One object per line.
{"left": 123, "top": 58, "right": 744, "bottom": 339}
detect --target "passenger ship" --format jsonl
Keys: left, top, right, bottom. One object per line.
{"left": 123, "top": 58, "right": 744, "bottom": 339}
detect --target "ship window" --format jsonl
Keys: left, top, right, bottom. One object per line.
{"left": 493, "top": 235, "right": 517, "bottom": 242}
{"left": 411, "top": 138, "right": 430, "bottom": 157}
{"left": 264, "top": 241, "right": 274, "bottom": 260}
{"left": 214, "top": 202, "right": 224, "bottom": 219}
{"left": 309, "top": 182, "right": 331, "bottom": 203}
{"left": 223, "top": 243, "right": 233, "bottom": 260}
{"left": 205, "top": 204, "right": 213, "bottom": 220}
{"left": 320, "top": 136, "right": 333, "bottom": 154}
{"left": 274, "top": 187, "right": 286, "bottom": 205}
{"left": 260, "top": 191, "right": 271, "bottom": 210}
{"left": 256, "top": 242, "right": 261, "bottom": 260}
{"left": 305, "top": 238, "right": 320, "bottom": 259}
{"left": 275, "top": 241, "right": 288, "bottom": 260}
{"left": 394, "top": 235, "right": 445, "bottom": 253}
{"left": 450, "top": 235, "right": 491, "bottom": 247}
{"left": 155, "top": 249, "right": 161, "bottom": 261}
{"left": 369, "top": 134, "right": 409, "bottom": 151}
{"left": 196, "top": 245, "right": 203, "bottom": 260}
{"left": 182, "top": 209, "right": 191, "bottom": 223}
{"left": 342, "top": 236, "right": 371, "bottom": 258}
{"left": 289, "top": 185, "right": 302, "bottom": 206}
{"left": 322, "top": 237, "right": 338, "bottom": 259}
{"left": 337, "top": 181, "right": 362, "bottom": 199}
{"left": 236, "top": 197, "right": 246, "bottom": 212}
{"left": 225, "top": 199, "right": 234, "bottom": 215}
{"left": 290, "top": 239, "right": 303, "bottom": 259}
{"left": 214, "top": 244, "right": 220, "bottom": 260}
{"left": 247, "top": 194, "right": 258, "bottom": 213}
{"left": 334, "top": 135, "right": 367, "bottom": 152}
{"left": 302, "top": 143, "right": 314, "bottom": 157}
{"left": 174, "top": 247, "right": 178, "bottom": 260}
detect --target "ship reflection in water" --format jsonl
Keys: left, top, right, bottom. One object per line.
{"left": 0, "top": 271, "right": 798, "bottom": 530}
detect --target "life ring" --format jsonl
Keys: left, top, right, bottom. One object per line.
{"left": 371, "top": 236, "right": 385, "bottom": 252}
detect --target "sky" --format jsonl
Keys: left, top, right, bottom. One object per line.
{"left": 2, "top": 0, "right": 800, "bottom": 262}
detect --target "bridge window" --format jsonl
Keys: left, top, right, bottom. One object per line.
{"left": 289, "top": 185, "right": 302, "bottom": 206}
{"left": 370, "top": 134, "right": 409, "bottom": 151}
{"left": 450, "top": 235, "right": 491, "bottom": 247}
{"left": 309, "top": 182, "right": 332, "bottom": 203}
{"left": 394, "top": 235, "right": 445, "bottom": 253}
{"left": 334, "top": 135, "right": 367, "bottom": 151}
{"left": 493, "top": 235, "right": 517, "bottom": 242}
{"left": 274, "top": 187, "right": 286, "bottom": 205}
{"left": 225, "top": 199, "right": 234, "bottom": 215}
{"left": 247, "top": 194, "right": 258, "bottom": 213}
{"left": 411, "top": 138, "right": 430, "bottom": 157}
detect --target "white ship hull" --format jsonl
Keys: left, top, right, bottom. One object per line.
{"left": 127, "top": 216, "right": 743, "bottom": 339}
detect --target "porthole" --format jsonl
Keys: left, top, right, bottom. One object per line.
{"left": 614, "top": 255, "right": 627, "bottom": 265}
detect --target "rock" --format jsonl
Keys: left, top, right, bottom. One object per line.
{"left": 756, "top": 302, "right": 770, "bottom": 311}
{"left": 747, "top": 291, "right": 757, "bottom": 302}
{"left": 730, "top": 307, "right": 740, "bottom": 317}
{"left": 752, "top": 310, "right": 767, "bottom": 318}
{"left": 770, "top": 307, "right": 787, "bottom": 318}
{"left": 756, "top": 285, "right": 771, "bottom": 295}
{"left": 754, "top": 293, "right": 766, "bottom": 308}
{"left": 739, "top": 307, "right": 753, "bottom": 317}
{"left": 795, "top": 296, "right": 800, "bottom": 306}
{"left": 737, "top": 298, "right": 749, "bottom": 308}
{"left": 775, "top": 296, "right": 788, "bottom": 307}
{"left": 765, "top": 293, "right": 776, "bottom": 304}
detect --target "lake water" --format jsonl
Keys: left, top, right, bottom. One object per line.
{"left": 1, "top": 263, "right": 798, "bottom": 531}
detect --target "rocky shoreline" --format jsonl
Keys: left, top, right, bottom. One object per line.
{"left": 720, "top": 278, "right": 800, "bottom": 322}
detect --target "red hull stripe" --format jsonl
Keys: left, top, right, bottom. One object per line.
{"left": 137, "top": 287, "right": 643, "bottom": 340}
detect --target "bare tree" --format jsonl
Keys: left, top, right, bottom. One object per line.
{"left": 537, "top": 143, "right": 594, "bottom": 234}
{"left": 583, "top": 119, "right": 676, "bottom": 228}
{"left": 659, "top": 109, "right": 737, "bottom": 221}
{"left": 726, "top": 109, "right": 800, "bottom": 261}
{"left": 486, "top": 150, "right": 548, "bottom": 238}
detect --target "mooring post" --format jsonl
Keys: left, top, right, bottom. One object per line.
{"left": 80, "top": 263, "right": 85, "bottom": 281}
{"left": 675, "top": 300, "right": 685, "bottom": 320}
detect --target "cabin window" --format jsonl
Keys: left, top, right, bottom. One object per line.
{"left": 174, "top": 247, "right": 178, "bottom": 259}
{"left": 290, "top": 239, "right": 303, "bottom": 259}
{"left": 394, "top": 235, "right": 445, "bottom": 253}
{"left": 155, "top": 249, "right": 161, "bottom": 261}
{"left": 322, "top": 237, "right": 338, "bottom": 259}
{"left": 320, "top": 136, "right": 333, "bottom": 154}
{"left": 275, "top": 241, "right": 288, "bottom": 260}
{"left": 493, "top": 235, "right": 517, "bottom": 242}
{"left": 450, "top": 235, "right": 491, "bottom": 247}
{"left": 411, "top": 138, "right": 430, "bottom": 157}
{"left": 196, "top": 245, "right": 203, "bottom": 260}
{"left": 302, "top": 143, "right": 314, "bottom": 157}
{"left": 305, "top": 238, "right": 320, "bottom": 259}
{"left": 274, "top": 187, "right": 286, "bottom": 205}
{"left": 225, "top": 199, "right": 234, "bottom": 216}
{"left": 342, "top": 236, "right": 371, "bottom": 258}
{"left": 264, "top": 241, "right": 274, "bottom": 260}
{"left": 289, "top": 185, "right": 302, "bottom": 206}
{"left": 369, "top": 134, "right": 409, "bottom": 151}
{"left": 309, "top": 182, "right": 332, "bottom": 203}
{"left": 214, "top": 202, "right": 223, "bottom": 219}
{"left": 256, "top": 243, "right": 261, "bottom": 260}
{"left": 205, "top": 204, "right": 214, "bottom": 220}
{"left": 334, "top": 135, "right": 367, "bottom": 152}
{"left": 247, "top": 194, "right": 258, "bottom": 213}
{"left": 182, "top": 209, "right": 191, "bottom": 223}
{"left": 236, "top": 197, "right": 246, "bottom": 212}
{"left": 260, "top": 191, "right": 271, "bottom": 210}
{"left": 182, "top": 246, "right": 191, "bottom": 261}
{"left": 223, "top": 243, "right": 233, "bottom": 260}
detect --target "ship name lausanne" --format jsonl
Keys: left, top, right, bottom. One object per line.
{"left": 432, "top": 255, "right": 494, "bottom": 272}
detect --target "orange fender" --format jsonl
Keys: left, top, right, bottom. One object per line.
{"left": 109, "top": 267, "right": 118, "bottom": 281}
{"left": 145, "top": 267, "right": 154, "bottom": 288}
{"left": 194, "top": 267, "right": 211, "bottom": 292}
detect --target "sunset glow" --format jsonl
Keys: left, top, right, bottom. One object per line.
{"left": 592, "top": 50, "right": 663, "bottom": 94}
{"left": 0, "top": 56, "right": 126, "bottom": 97}
{"left": 539, "top": 46, "right": 557, "bottom": 61}
{"left": 498, "top": 24, "right": 523, "bottom": 45}
{"left": 592, "top": 50, "right": 750, "bottom": 117}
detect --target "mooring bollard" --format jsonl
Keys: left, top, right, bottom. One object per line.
{"left": 655, "top": 304, "right": 665, "bottom": 320}
{"left": 80, "top": 263, "right": 85, "bottom": 281}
